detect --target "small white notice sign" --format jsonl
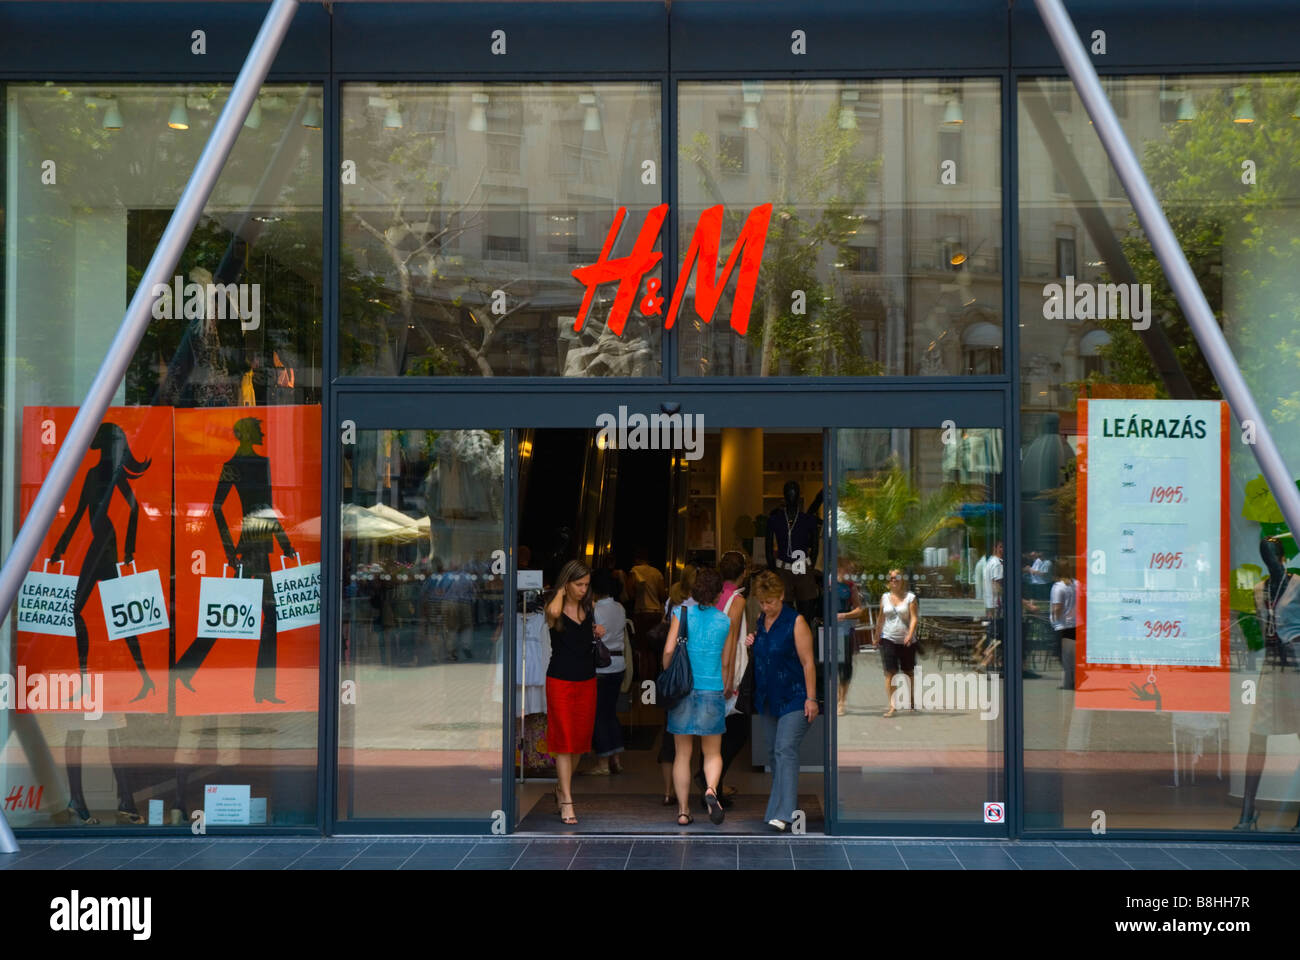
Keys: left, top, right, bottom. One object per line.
{"left": 204, "top": 784, "right": 252, "bottom": 825}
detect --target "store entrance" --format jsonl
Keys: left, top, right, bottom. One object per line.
{"left": 512, "top": 426, "right": 829, "bottom": 835}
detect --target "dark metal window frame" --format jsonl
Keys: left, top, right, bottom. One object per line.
{"left": 3, "top": 0, "right": 1299, "bottom": 844}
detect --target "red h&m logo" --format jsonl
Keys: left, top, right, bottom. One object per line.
{"left": 570, "top": 203, "right": 773, "bottom": 336}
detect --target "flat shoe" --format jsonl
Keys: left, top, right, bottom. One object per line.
{"left": 767, "top": 818, "right": 788, "bottom": 832}
{"left": 585, "top": 766, "right": 611, "bottom": 776}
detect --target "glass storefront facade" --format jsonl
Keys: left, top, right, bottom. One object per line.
{"left": 1, "top": 0, "right": 1298, "bottom": 841}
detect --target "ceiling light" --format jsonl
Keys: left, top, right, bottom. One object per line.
{"left": 839, "top": 89, "right": 859, "bottom": 130}
{"left": 167, "top": 96, "right": 190, "bottom": 130}
{"left": 244, "top": 98, "right": 262, "bottom": 130}
{"left": 102, "top": 98, "right": 123, "bottom": 131}
{"left": 468, "top": 92, "right": 489, "bottom": 132}
{"left": 301, "top": 98, "right": 321, "bottom": 130}
{"left": 579, "top": 92, "right": 600, "bottom": 132}
{"left": 1233, "top": 87, "right": 1255, "bottom": 124}
{"left": 943, "top": 98, "right": 964, "bottom": 126}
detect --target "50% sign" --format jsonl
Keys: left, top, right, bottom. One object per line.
{"left": 196, "top": 565, "right": 264, "bottom": 639}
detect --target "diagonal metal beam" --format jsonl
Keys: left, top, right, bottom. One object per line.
{"left": 1032, "top": 0, "right": 1300, "bottom": 550}
{"left": 0, "top": 0, "right": 301, "bottom": 857}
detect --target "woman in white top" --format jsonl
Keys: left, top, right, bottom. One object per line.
{"left": 590, "top": 569, "right": 628, "bottom": 774}
{"left": 1049, "top": 557, "right": 1079, "bottom": 690}
{"left": 873, "top": 569, "right": 919, "bottom": 718}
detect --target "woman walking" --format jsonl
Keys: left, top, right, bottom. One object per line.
{"left": 747, "top": 571, "right": 818, "bottom": 832}
{"left": 661, "top": 566, "right": 734, "bottom": 826}
{"left": 544, "top": 560, "right": 606, "bottom": 825}
{"left": 874, "top": 569, "right": 919, "bottom": 717}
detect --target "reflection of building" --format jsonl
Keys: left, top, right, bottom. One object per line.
{"left": 4, "top": 0, "right": 1300, "bottom": 846}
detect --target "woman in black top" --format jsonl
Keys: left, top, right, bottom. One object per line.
{"left": 544, "top": 559, "right": 606, "bottom": 826}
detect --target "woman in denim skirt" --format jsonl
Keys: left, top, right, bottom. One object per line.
{"left": 661, "top": 566, "right": 734, "bottom": 826}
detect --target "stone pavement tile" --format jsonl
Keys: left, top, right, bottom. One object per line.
{"left": 1221, "top": 850, "right": 1294, "bottom": 869}
{"left": 952, "top": 848, "right": 1019, "bottom": 869}
{"left": 574, "top": 840, "right": 633, "bottom": 858}
{"left": 1005, "top": 848, "right": 1075, "bottom": 869}
{"left": 894, "top": 843, "right": 959, "bottom": 859}
{"left": 569, "top": 859, "right": 629, "bottom": 870}
{"left": 116, "top": 859, "right": 178, "bottom": 870}
{"left": 849, "top": 860, "right": 907, "bottom": 870}
{"left": 1112, "top": 847, "right": 1183, "bottom": 867}
{"left": 512, "top": 860, "right": 572, "bottom": 870}
{"left": 342, "top": 859, "right": 409, "bottom": 870}
{"left": 1162, "top": 849, "right": 1242, "bottom": 870}
{"left": 286, "top": 858, "right": 353, "bottom": 870}
{"left": 1055, "top": 849, "right": 1132, "bottom": 869}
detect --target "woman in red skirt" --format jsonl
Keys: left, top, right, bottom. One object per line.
{"left": 545, "top": 559, "right": 605, "bottom": 825}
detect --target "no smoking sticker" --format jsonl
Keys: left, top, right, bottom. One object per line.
{"left": 983, "top": 802, "right": 1004, "bottom": 823}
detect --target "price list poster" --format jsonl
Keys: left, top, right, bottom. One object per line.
{"left": 17, "top": 407, "right": 173, "bottom": 713}
{"left": 1077, "top": 399, "right": 1230, "bottom": 712}
{"left": 173, "top": 406, "right": 321, "bottom": 715}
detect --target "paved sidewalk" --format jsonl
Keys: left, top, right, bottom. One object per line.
{"left": 3, "top": 837, "right": 1298, "bottom": 870}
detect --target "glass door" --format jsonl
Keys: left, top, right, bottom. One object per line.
{"left": 830, "top": 424, "right": 1008, "bottom": 833}
{"left": 334, "top": 420, "right": 510, "bottom": 830}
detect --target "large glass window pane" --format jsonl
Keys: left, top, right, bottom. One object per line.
{"left": 835, "top": 427, "right": 1006, "bottom": 822}
{"left": 1019, "top": 74, "right": 1300, "bottom": 833}
{"left": 1, "top": 83, "right": 324, "bottom": 828}
{"left": 340, "top": 83, "right": 663, "bottom": 377}
{"left": 677, "top": 80, "right": 1002, "bottom": 377}
{"left": 338, "top": 429, "right": 506, "bottom": 820}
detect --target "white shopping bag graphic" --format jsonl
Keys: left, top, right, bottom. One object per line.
{"left": 271, "top": 556, "right": 321, "bottom": 633}
{"left": 16, "top": 559, "right": 78, "bottom": 637}
{"left": 196, "top": 565, "right": 263, "bottom": 640}
{"left": 97, "top": 562, "right": 170, "bottom": 641}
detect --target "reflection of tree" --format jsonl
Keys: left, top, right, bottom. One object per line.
{"left": 837, "top": 457, "right": 968, "bottom": 580}
{"left": 1092, "top": 79, "right": 1300, "bottom": 415}
{"left": 681, "top": 85, "right": 883, "bottom": 376}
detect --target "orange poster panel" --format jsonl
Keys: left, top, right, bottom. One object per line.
{"left": 17, "top": 407, "right": 173, "bottom": 713}
{"left": 1075, "top": 399, "right": 1231, "bottom": 713}
{"left": 173, "top": 405, "right": 321, "bottom": 715}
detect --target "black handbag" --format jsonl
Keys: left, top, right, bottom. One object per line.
{"left": 593, "top": 631, "right": 613, "bottom": 669}
{"left": 655, "top": 605, "right": 694, "bottom": 706}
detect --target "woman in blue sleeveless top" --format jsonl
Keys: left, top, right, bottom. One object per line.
{"left": 661, "top": 566, "right": 735, "bottom": 826}
{"left": 747, "top": 570, "right": 819, "bottom": 831}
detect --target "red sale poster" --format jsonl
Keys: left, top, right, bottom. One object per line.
{"left": 173, "top": 405, "right": 321, "bottom": 715}
{"left": 16, "top": 407, "right": 173, "bottom": 713}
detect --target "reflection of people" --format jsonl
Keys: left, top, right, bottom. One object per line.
{"left": 974, "top": 540, "right": 1005, "bottom": 667}
{"left": 662, "top": 567, "right": 734, "bottom": 827}
{"left": 1050, "top": 558, "right": 1079, "bottom": 689}
{"left": 835, "top": 557, "right": 867, "bottom": 716}
{"left": 50, "top": 422, "right": 155, "bottom": 701}
{"left": 544, "top": 560, "right": 605, "bottom": 826}
{"left": 588, "top": 570, "right": 627, "bottom": 776}
{"left": 747, "top": 571, "right": 819, "bottom": 832}
{"left": 1236, "top": 538, "right": 1300, "bottom": 830}
{"left": 176, "top": 417, "right": 295, "bottom": 703}
{"left": 874, "top": 569, "right": 919, "bottom": 717}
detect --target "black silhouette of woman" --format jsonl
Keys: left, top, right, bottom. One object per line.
{"left": 50, "top": 421, "right": 155, "bottom": 702}
{"left": 176, "top": 417, "right": 295, "bottom": 703}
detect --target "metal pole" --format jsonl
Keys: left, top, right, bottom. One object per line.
{"left": 1032, "top": 0, "right": 1300, "bottom": 549}
{"left": 0, "top": 0, "right": 300, "bottom": 856}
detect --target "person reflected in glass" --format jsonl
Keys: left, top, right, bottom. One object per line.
{"left": 51, "top": 422, "right": 156, "bottom": 702}
{"left": 1050, "top": 557, "right": 1079, "bottom": 690}
{"left": 661, "top": 566, "right": 734, "bottom": 827}
{"left": 589, "top": 569, "right": 627, "bottom": 776}
{"left": 175, "top": 417, "right": 295, "bottom": 703}
{"left": 835, "top": 557, "right": 868, "bottom": 717}
{"left": 873, "top": 569, "right": 919, "bottom": 718}
{"left": 746, "top": 571, "right": 818, "bottom": 832}
{"left": 1237, "top": 537, "right": 1300, "bottom": 830}
{"left": 544, "top": 560, "right": 605, "bottom": 826}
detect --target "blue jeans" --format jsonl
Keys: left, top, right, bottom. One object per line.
{"left": 757, "top": 709, "right": 810, "bottom": 823}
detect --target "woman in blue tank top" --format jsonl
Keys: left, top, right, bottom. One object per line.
{"left": 747, "top": 570, "right": 819, "bottom": 831}
{"left": 661, "top": 566, "right": 735, "bottom": 826}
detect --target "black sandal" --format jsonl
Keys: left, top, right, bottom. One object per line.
{"left": 676, "top": 812, "right": 694, "bottom": 826}
{"left": 558, "top": 799, "right": 578, "bottom": 826}
{"left": 704, "top": 789, "right": 725, "bottom": 825}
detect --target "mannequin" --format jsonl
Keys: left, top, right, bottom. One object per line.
{"left": 1236, "top": 537, "right": 1300, "bottom": 830}
{"left": 766, "top": 481, "right": 821, "bottom": 622}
